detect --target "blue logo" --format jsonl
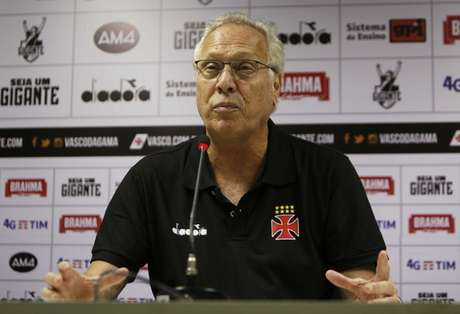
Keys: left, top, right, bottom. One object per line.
{"left": 407, "top": 259, "right": 456, "bottom": 271}
{"left": 377, "top": 219, "right": 397, "bottom": 230}
{"left": 3, "top": 218, "right": 48, "bottom": 230}
{"left": 443, "top": 76, "right": 460, "bottom": 92}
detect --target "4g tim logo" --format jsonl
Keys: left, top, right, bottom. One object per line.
{"left": 3, "top": 218, "right": 48, "bottom": 230}
{"left": 443, "top": 76, "right": 460, "bottom": 92}
{"left": 407, "top": 259, "right": 456, "bottom": 271}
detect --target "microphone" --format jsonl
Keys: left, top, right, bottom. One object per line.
{"left": 186, "top": 135, "right": 210, "bottom": 279}
{"left": 94, "top": 136, "right": 225, "bottom": 302}
{"left": 175, "top": 135, "right": 226, "bottom": 300}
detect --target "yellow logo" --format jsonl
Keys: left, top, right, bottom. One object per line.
{"left": 274, "top": 204, "right": 295, "bottom": 215}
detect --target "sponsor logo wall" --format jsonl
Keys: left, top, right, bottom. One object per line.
{"left": 355, "top": 161, "right": 460, "bottom": 302}
{"left": 0, "top": 0, "right": 459, "bottom": 303}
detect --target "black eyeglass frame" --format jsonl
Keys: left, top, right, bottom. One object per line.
{"left": 194, "top": 59, "right": 277, "bottom": 79}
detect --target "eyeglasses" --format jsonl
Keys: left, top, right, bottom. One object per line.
{"left": 194, "top": 59, "right": 276, "bottom": 80}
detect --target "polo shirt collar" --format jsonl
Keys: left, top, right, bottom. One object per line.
{"left": 183, "top": 137, "right": 216, "bottom": 190}
{"left": 182, "top": 119, "right": 296, "bottom": 190}
{"left": 260, "top": 119, "right": 297, "bottom": 186}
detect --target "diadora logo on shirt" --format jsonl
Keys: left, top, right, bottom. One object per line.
{"left": 172, "top": 223, "right": 207, "bottom": 236}
{"left": 271, "top": 204, "right": 300, "bottom": 241}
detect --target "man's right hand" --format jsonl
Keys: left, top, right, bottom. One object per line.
{"left": 42, "top": 260, "right": 129, "bottom": 302}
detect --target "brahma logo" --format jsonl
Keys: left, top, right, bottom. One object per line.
{"left": 389, "top": 18, "right": 426, "bottom": 43}
{"left": 408, "top": 214, "right": 455, "bottom": 234}
{"left": 9, "top": 252, "right": 37, "bottom": 273}
{"left": 59, "top": 214, "right": 101, "bottom": 233}
{"left": 5, "top": 179, "right": 47, "bottom": 197}
{"left": 94, "top": 22, "right": 139, "bottom": 53}
{"left": 280, "top": 72, "right": 329, "bottom": 101}
{"left": 444, "top": 16, "right": 460, "bottom": 44}
{"left": 360, "top": 176, "right": 394, "bottom": 195}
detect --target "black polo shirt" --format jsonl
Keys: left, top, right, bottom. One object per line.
{"left": 92, "top": 120, "right": 386, "bottom": 299}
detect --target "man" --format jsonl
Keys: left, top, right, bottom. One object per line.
{"left": 42, "top": 13, "right": 399, "bottom": 303}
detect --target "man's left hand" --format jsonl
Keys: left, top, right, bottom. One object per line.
{"left": 325, "top": 250, "right": 400, "bottom": 303}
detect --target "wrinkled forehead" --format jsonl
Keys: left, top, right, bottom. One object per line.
{"left": 199, "top": 23, "right": 269, "bottom": 61}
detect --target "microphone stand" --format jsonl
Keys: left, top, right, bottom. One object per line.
{"left": 174, "top": 136, "right": 226, "bottom": 300}
{"left": 94, "top": 136, "right": 226, "bottom": 302}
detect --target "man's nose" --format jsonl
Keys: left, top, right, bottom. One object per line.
{"left": 216, "top": 64, "right": 237, "bottom": 95}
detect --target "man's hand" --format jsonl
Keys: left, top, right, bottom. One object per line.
{"left": 42, "top": 261, "right": 128, "bottom": 302}
{"left": 325, "top": 250, "right": 400, "bottom": 303}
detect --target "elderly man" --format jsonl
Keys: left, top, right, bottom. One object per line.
{"left": 42, "top": 13, "right": 399, "bottom": 302}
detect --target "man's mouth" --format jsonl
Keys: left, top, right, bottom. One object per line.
{"left": 211, "top": 103, "right": 240, "bottom": 112}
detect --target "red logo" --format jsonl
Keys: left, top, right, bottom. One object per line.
{"left": 5, "top": 179, "right": 47, "bottom": 197}
{"left": 390, "top": 18, "right": 426, "bottom": 43}
{"left": 444, "top": 16, "right": 460, "bottom": 44}
{"left": 59, "top": 214, "right": 101, "bottom": 233}
{"left": 450, "top": 130, "right": 460, "bottom": 147}
{"left": 280, "top": 72, "right": 329, "bottom": 101}
{"left": 408, "top": 214, "right": 455, "bottom": 234}
{"left": 360, "top": 176, "right": 395, "bottom": 195}
{"left": 271, "top": 214, "right": 300, "bottom": 240}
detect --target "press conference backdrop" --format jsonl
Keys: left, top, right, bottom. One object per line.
{"left": 1, "top": 0, "right": 460, "bottom": 304}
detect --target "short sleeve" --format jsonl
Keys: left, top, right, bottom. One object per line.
{"left": 91, "top": 167, "right": 151, "bottom": 272}
{"left": 324, "top": 155, "right": 386, "bottom": 271}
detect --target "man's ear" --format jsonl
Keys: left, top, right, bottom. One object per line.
{"left": 272, "top": 73, "right": 282, "bottom": 107}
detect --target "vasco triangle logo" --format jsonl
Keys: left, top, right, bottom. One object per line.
{"left": 130, "top": 134, "right": 148, "bottom": 150}
{"left": 450, "top": 130, "right": 460, "bottom": 147}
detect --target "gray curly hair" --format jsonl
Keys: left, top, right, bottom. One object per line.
{"left": 193, "top": 12, "right": 285, "bottom": 74}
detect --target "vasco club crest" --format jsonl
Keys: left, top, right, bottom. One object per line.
{"left": 372, "top": 60, "right": 402, "bottom": 110}
{"left": 18, "top": 17, "right": 46, "bottom": 63}
{"left": 271, "top": 205, "right": 300, "bottom": 241}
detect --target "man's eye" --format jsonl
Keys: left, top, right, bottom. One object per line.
{"left": 236, "top": 62, "right": 256, "bottom": 73}
{"left": 202, "top": 62, "right": 220, "bottom": 72}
